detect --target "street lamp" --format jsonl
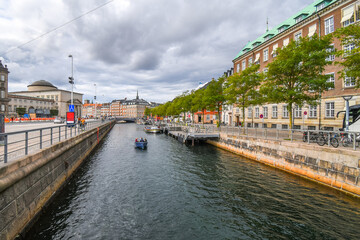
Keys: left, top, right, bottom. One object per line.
{"left": 342, "top": 95, "right": 353, "bottom": 131}
{"left": 68, "top": 55, "right": 74, "bottom": 108}
{"left": 94, "top": 84, "right": 97, "bottom": 119}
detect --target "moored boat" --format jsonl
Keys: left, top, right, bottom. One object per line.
{"left": 144, "top": 126, "right": 161, "bottom": 133}
{"left": 135, "top": 138, "right": 148, "bottom": 149}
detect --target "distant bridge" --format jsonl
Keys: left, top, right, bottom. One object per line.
{"left": 114, "top": 117, "right": 136, "bottom": 123}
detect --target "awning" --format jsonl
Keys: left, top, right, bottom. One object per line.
{"left": 308, "top": 24, "right": 317, "bottom": 37}
{"left": 283, "top": 38, "right": 289, "bottom": 47}
{"left": 271, "top": 44, "right": 278, "bottom": 55}
{"left": 341, "top": 5, "right": 354, "bottom": 23}
{"left": 255, "top": 53, "right": 260, "bottom": 62}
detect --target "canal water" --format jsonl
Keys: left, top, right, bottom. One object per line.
{"left": 26, "top": 124, "right": 360, "bottom": 240}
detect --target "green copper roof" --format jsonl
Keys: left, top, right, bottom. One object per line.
{"left": 234, "top": 0, "right": 338, "bottom": 60}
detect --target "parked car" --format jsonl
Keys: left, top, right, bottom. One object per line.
{"left": 54, "top": 117, "right": 64, "bottom": 124}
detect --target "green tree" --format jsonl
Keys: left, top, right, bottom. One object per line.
{"left": 191, "top": 88, "right": 207, "bottom": 124}
{"left": 204, "top": 77, "right": 226, "bottom": 124}
{"left": 334, "top": 24, "right": 360, "bottom": 88}
{"left": 144, "top": 107, "right": 151, "bottom": 117}
{"left": 50, "top": 109, "right": 59, "bottom": 116}
{"left": 16, "top": 107, "right": 26, "bottom": 117}
{"left": 261, "top": 34, "right": 334, "bottom": 129}
{"left": 224, "top": 64, "right": 263, "bottom": 127}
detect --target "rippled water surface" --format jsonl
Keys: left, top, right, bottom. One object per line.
{"left": 26, "top": 124, "right": 360, "bottom": 239}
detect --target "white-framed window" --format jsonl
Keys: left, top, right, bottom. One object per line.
{"left": 344, "top": 76, "right": 356, "bottom": 87}
{"left": 8, "top": 105, "right": 11, "bottom": 112}
{"left": 326, "top": 73, "right": 335, "bottom": 89}
{"left": 255, "top": 107, "right": 259, "bottom": 118}
{"left": 1, "top": 105, "right": 5, "bottom": 112}
{"left": 0, "top": 91, "right": 5, "bottom": 98}
{"left": 206, "top": 115, "right": 210, "bottom": 121}
{"left": 324, "top": 16, "right": 334, "bottom": 35}
{"left": 242, "top": 60, "right": 246, "bottom": 70}
{"left": 309, "top": 105, "right": 317, "bottom": 118}
{"left": 325, "top": 102, "right": 335, "bottom": 118}
{"left": 341, "top": 4, "right": 355, "bottom": 27}
{"left": 283, "top": 105, "right": 289, "bottom": 118}
{"left": 263, "top": 49, "right": 269, "bottom": 62}
{"left": 344, "top": 43, "right": 355, "bottom": 57}
{"left": 294, "top": 31, "right": 302, "bottom": 42}
{"left": 263, "top": 107, "right": 268, "bottom": 118}
{"left": 326, "top": 44, "right": 335, "bottom": 61}
{"left": 0, "top": 75, "right": 4, "bottom": 81}
{"left": 294, "top": 105, "right": 302, "bottom": 118}
{"left": 237, "top": 63, "right": 240, "bottom": 73}
{"left": 248, "top": 57, "right": 253, "bottom": 66}
{"left": 272, "top": 106, "right": 278, "bottom": 118}
{"left": 248, "top": 107, "right": 252, "bottom": 118}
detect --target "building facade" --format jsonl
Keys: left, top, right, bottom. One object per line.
{"left": 232, "top": 0, "right": 360, "bottom": 130}
{"left": 0, "top": 61, "right": 10, "bottom": 116}
{"left": 109, "top": 92, "right": 149, "bottom": 118}
{"left": 10, "top": 80, "right": 83, "bottom": 118}
{"left": 8, "top": 94, "right": 55, "bottom": 118}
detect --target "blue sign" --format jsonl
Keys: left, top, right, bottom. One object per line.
{"left": 69, "top": 104, "right": 75, "bottom": 112}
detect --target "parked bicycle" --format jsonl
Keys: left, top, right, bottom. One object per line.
{"left": 302, "top": 131, "right": 318, "bottom": 143}
{"left": 340, "top": 132, "right": 360, "bottom": 147}
{"left": 316, "top": 131, "right": 339, "bottom": 148}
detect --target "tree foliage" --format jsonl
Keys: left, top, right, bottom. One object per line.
{"left": 261, "top": 34, "right": 334, "bottom": 128}
{"left": 334, "top": 24, "right": 360, "bottom": 88}
{"left": 224, "top": 64, "right": 263, "bottom": 125}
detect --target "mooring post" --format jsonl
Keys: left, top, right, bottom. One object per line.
{"left": 192, "top": 138, "right": 194, "bottom": 146}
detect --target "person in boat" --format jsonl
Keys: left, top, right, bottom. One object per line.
{"left": 140, "top": 138, "right": 144, "bottom": 142}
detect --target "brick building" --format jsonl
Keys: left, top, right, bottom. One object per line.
{"left": 231, "top": 0, "right": 360, "bottom": 130}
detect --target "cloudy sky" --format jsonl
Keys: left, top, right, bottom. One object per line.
{"left": 0, "top": 0, "right": 315, "bottom": 103}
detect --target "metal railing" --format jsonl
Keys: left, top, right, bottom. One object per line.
{"left": 0, "top": 120, "right": 109, "bottom": 164}
{"left": 166, "top": 123, "right": 359, "bottom": 150}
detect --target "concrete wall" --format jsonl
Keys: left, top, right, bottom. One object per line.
{"left": 207, "top": 132, "right": 360, "bottom": 197}
{"left": 0, "top": 121, "right": 115, "bottom": 240}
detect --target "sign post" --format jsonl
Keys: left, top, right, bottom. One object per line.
{"left": 303, "top": 111, "right": 307, "bottom": 129}
{"left": 66, "top": 112, "right": 75, "bottom": 127}
{"left": 260, "top": 114, "right": 264, "bottom": 127}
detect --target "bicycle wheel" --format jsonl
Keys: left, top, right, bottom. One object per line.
{"left": 317, "top": 136, "right": 326, "bottom": 146}
{"left": 342, "top": 137, "right": 351, "bottom": 147}
{"left": 330, "top": 138, "right": 339, "bottom": 148}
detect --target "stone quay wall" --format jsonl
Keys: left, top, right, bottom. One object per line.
{"left": 0, "top": 121, "right": 115, "bottom": 240}
{"left": 207, "top": 132, "right": 360, "bottom": 197}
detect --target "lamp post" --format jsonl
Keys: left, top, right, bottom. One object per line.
{"left": 68, "top": 55, "right": 74, "bottom": 109}
{"left": 94, "top": 84, "right": 97, "bottom": 119}
{"left": 342, "top": 95, "right": 353, "bottom": 131}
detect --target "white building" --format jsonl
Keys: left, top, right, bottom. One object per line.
{"left": 10, "top": 80, "right": 83, "bottom": 118}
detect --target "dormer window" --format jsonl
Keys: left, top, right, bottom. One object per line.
{"left": 252, "top": 41, "right": 261, "bottom": 47}
{"left": 316, "top": 0, "right": 331, "bottom": 12}
{"left": 243, "top": 48, "right": 250, "bottom": 52}
{"left": 295, "top": 14, "right": 308, "bottom": 23}
{"left": 264, "top": 34, "right": 274, "bottom": 41}
{"left": 278, "top": 25, "right": 289, "bottom": 33}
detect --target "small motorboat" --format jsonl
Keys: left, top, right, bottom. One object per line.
{"left": 144, "top": 126, "right": 161, "bottom": 133}
{"left": 135, "top": 138, "right": 148, "bottom": 149}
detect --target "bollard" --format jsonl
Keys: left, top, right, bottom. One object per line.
{"left": 307, "top": 131, "right": 310, "bottom": 144}
{"left": 25, "top": 131, "right": 28, "bottom": 155}
{"left": 4, "top": 134, "right": 8, "bottom": 163}
{"left": 40, "top": 129, "right": 43, "bottom": 149}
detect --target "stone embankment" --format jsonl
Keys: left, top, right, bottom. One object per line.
{"left": 207, "top": 132, "right": 360, "bottom": 197}
{"left": 0, "top": 121, "right": 114, "bottom": 240}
